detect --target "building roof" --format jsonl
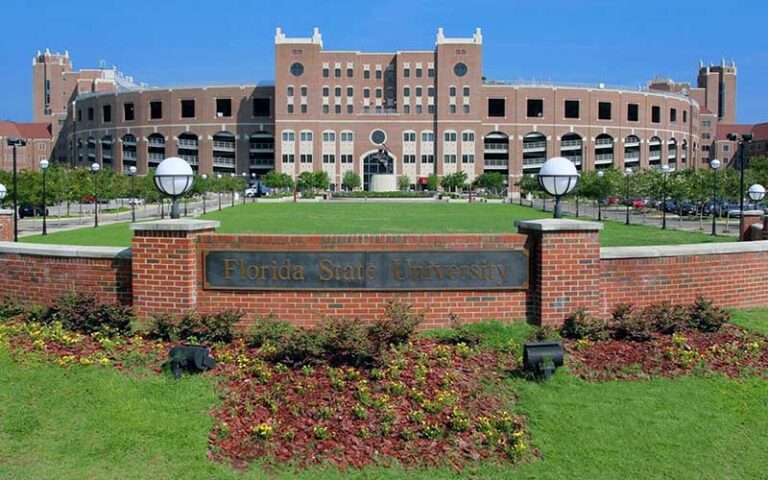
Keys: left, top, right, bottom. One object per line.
{"left": 715, "top": 124, "right": 757, "bottom": 141}
{"left": 751, "top": 122, "right": 768, "bottom": 140}
{"left": 699, "top": 106, "right": 713, "bottom": 115}
{"left": 0, "top": 121, "right": 51, "bottom": 140}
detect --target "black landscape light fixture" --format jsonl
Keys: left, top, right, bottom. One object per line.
{"left": 661, "top": 165, "right": 670, "bottom": 229}
{"left": 153, "top": 157, "right": 195, "bottom": 219}
{"left": 597, "top": 170, "right": 604, "bottom": 221}
{"left": 523, "top": 341, "right": 564, "bottom": 380}
{"left": 230, "top": 172, "right": 236, "bottom": 207}
{"left": 251, "top": 172, "right": 257, "bottom": 201}
{"left": 709, "top": 159, "right": 721, "bottom": 236}
{"left": 7, "top": 137, "right": 26, "bottom": 242}
{"left": 241, "top": 172, "right": 248, "bottom": 204}
{"left": 167, "top": 345, "right": 216, "bottom": 380}
{"left": 39, "top": 159, "right": 49, "bottom": 235}
{"left": 216, "top": 173, "right": 223, "bottom": 211}
{"left": 128, "top": 165, "right": 138, "bottom": 222}
{"left": 91, "top": 162, "right": 101, "bottom": 228}
{"left": 727, "top": 131, "right": 754, "bottom": 231}
{"left": 624, "top": 167, "right": 633, "bottom": 225}
{"left": 201, "top": 173, "right": 208, "bottom": 214}
{"left": 537, "top": 157, "right": 579, "bottom": 219}
{"left": 748, "top": 184, "right": 766, "bottom": 211}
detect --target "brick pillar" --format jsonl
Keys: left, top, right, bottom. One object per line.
{"left": 0, "top": 210, "right": 14, "bottom": 242}
{"left": 515, "top": 219, "right": 603, "bottom": 326}
{"left": 740, "top": 210, "right": 763, "bottom": 241}
{"left": 130, "top": 219, "right": 219, "bottom": 319}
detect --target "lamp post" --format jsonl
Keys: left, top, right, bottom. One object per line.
{"left": 624, "top": 167, "right": 633, "bottom": 225}
{"left": 201, "top": 174, "right": 208, "bottom": 214}
{"left": 661, "top": 165, "right": 670, "bottom": 230}
{"left": 251, "top": 173, "right": 257, "bottom": 202}
{"left": 537, "top": 157, "right": 580, "bottom": 219}
{"left": 217, "top": 173, "right": 223, "bottom": 211}
{"left": 709, "top": 159, "right": 721, "bottom": 236}
{"left": 7, "top": 138, "right": 26, "bottom": 242}
{"left": 40, "top": 159, "right": 49, "bottom": 235}
{"left": 128, "top": 165, "right": 137, "bottom": 222}
{"left": 230, "top": 172, "right": 235, "bottom": 207}
{"left": 597, "top": 170, "right": 604, "bottom": 221}
{"left": 241, "top": 172, "right": 248, "bottom": 204}
{"left": 91, "top": 162, "right": 100, "bottom": 228}
{"left": 747, "top": 184, "right": 766, "bottom": 211}
{"left": 0, "top": 184, "right": 6, "bottom": 213}
{"left": 728, "top": 132, "right": 754, "bottom": 232}
{"left": 152, "top": 157, "right": 195, "bottom": 219}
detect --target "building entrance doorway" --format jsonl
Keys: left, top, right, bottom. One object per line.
{"left": 363, "top": 150, "right": 394, "bottom": 190}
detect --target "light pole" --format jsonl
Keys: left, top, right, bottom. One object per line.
{"left": 0, "top": 185, "right": 6, "bottom": 216}
{"left": 241, "top": 172, "right": 248, "bottom": 204}
{"left": 201, "top": 174, "right": 208, "bottom": 214}
{"left": 230, "top": 172, "right": 235, "bottom": 207}
{"left": 661, "top": 165, "right": 670, "bottom": 230}
{"left": 537, "top": 157, "right": 580, "bottom": 219}
{"left": 597, "top": 170, "right": 604, "bottom": 221}
{"left": 748, "top": 184, "right": 765, "bottom": 211}
{"left": 251, "top": 173, "right": 257, "bottom": 202}
{"left": 128, "top": 165, "right": 137, "bottom": 222}
{"left": 217, "top": 173, "right": 223, "bottom": 211}
{"left": 40, "top": 159, "right": 49, "bottom": 235}
{"left": 709, "top": 159, "right": 721, "bottom": 236}
{"left": 91, "top": 162, "right": 100, "bottom": 228}
{"left": 728, "top": 132, "right": 754, "bottom": 233}
{"left": 624, "top": 167, "right": 633, "bottom": 225}
{"left": 153, "top": 157, "right": 195, "bottom": 219}
{"left": 7, "top": 138, "right": 26, "bottom": 242}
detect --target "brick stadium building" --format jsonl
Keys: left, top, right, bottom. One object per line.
{"left": 25, "top": 28, "right": 755, "bottom": 191}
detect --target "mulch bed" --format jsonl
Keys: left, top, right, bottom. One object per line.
{"left": 565, "top": 324, "right": 768, "bottom": 381}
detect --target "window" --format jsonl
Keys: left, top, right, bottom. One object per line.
{"left": 403, "top": 68, "right": 410, "bottom": 78}
{"left": 335, "top": 105, "right": 341, "bottom": 114}
{"left": 416, "top": 68, "right": 422, "bottom": 78}
{"left": 149, "top": 101, "right": 162, "bottom": 120}
{"left": 444, "top": 154, "right": 457, "bottom": 163}
{"left": 375, "top": 70, "right": 382, "bottom": 80}
{"left": 300, "top": 104, "right": 307, "bottom": 114}
{"left": 428, "top": 68, "right": 435, "bottom": 77}
{"left": 216, "top": 99, "right": 232, "bottom": 117}
{"left": 300, "top": 131, "right": 313, "bottom": 141}
{"left": 375, "top": 88, "right": 382, "bottom": 98}
{"left": 463, "top": 86, "right": 470, "bottom": 96}
{"left": 346, "top": 67, "right": 353, "bottom": 78}
{"left": 323, "top": 154, "right": 336, "bottom": 163}
{"left": 670, "top": 108, "right": 677, "bottom": 122}
{"left": 300, "top": 154, "right": 313, "bottom": 163}
{"left": 421, "top": 132, "right": 434, "bottom": 142}
{"left": 253, "top": 98, "right": 270, "bottom": 117}
{"left": 102, "top": 105, "right": 111, "bottom": 122}
{"left": 416, "top": 105, "right": 423, "bottom": 114}
{"left": 651, "top": 106, "right": 661, "bottom": 123}
{"left": 702, "top": 119, "right": 711, "bottom": 128}
{"left": 462, "top": 132, "right": 475, "bottom": 142}
{"left": 287, "top": 104, "right": 294, "bottom": 114}
{"left": 322, "top": 87, "right": 329, "bottom": 97}
{"left": 702, "top": 133, "right": 711, "bottom": 140}
{"left": 322, "top": 105, "right": 330, "bottom": 114}
{"left": 77, "top": 109, "right": 82, "bottom": 121}
{"left": 403, "top": 154, "right": 416, "bottom": 164}
{"left": 488, "top": 98, "right": 505, "bottom": 117}
{"left": 300, "top": 86, "right": 307, "bottom": 96}
{"left": 363, "top": 106, "right": 370, "bottom": 113}
{"left": 403, "top": 105, "right": 410, "bottom": 114}
{"left": 683, "top": 111, "right": 688, "bottom": 123}
{"left": 403, "top": 132, "right": 416, "bottom": 142}
{"left": 449, "top": 86, "right": 456, "bottom": 96}
{"left": 322, "top": 68, "right": 329, "bottom": 78}
{"left": 364, "top": 70, "right": 370, "bottom": 79}
{"left": 415, "top": 87, "right": 422, "bottom": 97}
{"left": 462, "top": 154, "right": 475, "bottom": 163}
{"left": 428, "top": 105, "right": 435, "bottom": 114}
{"left": 287, "top": 86, "right": 294, "bottom": 96}
{"left": 341, "top": 132, "right": 354, "bottom": 142}
{"left": 347, "top": 87, "right": 353, "bottom": 96}
{"left": 598, "top": 101, "right": 611, "bottom": 120}
{"left": 347, "top": 105, "right": 353, "bottom": 114}
{"left": 627, "top": 103, "right": 639, "bottom": 122}
{"left": 428, "top": 87, "right": 435, "bottom": 97}
{"left": 123, "top": 103, "right": 135, "bottom": 121}
{"left": 180, "top": 99, "right": 195, "bottom": 118}
{"left": 282, "top": 131, "right": 295, "bottom": 141}
{"left": 449, "top": 105, "right": 456, "bottom": 114}
{"left": 421, "top": 154, "right": 434, "bottom": 163}
{"left": 723, "top": 145, "right": 730, "bottom": 152}
{"left": 334, "top": 68, "right": 341, "bottom": 78}
{"left": 444, "top": 132, "right": 457, "bottom": 142}
{"left": 403, "top": 87, "right": 410, "bottom": 96}
{"left": 375, "top": 106, "right": 382, "bottom": 114}
{"left": 363, "top": 88, "right": 370, "bottom": 98}
{"left": 527, "top": 99, "right": 544, "bottom": 118}
{"left": 341, "top": 154, "right": 353, "bottom": 163}
{"left": 463, "top": 105, "right": 470, "bottom": 114}
{"left": 564, "top": 100, "right": 579, "bottom": 119}
{"left": 335, "top": 86, "right": 342, "bottom": 97}
{"left": 87, "top": 107, "right": 94, "bottom": 121}
{"left": 282, "top": 154, "right": 295, "bottom": 163}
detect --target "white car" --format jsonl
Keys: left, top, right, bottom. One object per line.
{"left": 128, "top": 198, "right": 145, "bottom": 205}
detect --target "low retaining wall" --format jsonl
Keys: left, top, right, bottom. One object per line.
{"left": 2, "top": 218, "right": 768, "bottom": 328}
{"left": 0, "top": 242, "right": 132, "bottom": 306}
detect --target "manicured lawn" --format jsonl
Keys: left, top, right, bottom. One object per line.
{"left": 729, "top": 308, "right": 768, "bottom": 335}
{"left": 2, "top": 319, "right": 767, "bottom": 479}
{"left": 20, "top": 202, "right": 735, "bottom": 248}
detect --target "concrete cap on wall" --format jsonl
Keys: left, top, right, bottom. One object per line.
{"left": 129, "top": 219, "right": 220, "bottom": 232}
{"left": 514, "top": 219, "right": 604, "bottom": 232}
{"left": 0, "top": 209, "right": 13, "bottom": 216}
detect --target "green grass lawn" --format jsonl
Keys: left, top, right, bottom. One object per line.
{"left": 20, "top": 202, "right": 735, "bottom": 248}
{"left": 729, "top": 308, "right": 768, "bottom": 335}
{"left": 3, "top": 317, "right": 768, "bottom": 479}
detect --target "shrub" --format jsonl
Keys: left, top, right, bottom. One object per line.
{"left": 267, "top": 328, "right": 325, "bottom": 366}
{"left": 433, "top": 326, "right": 483, "bottom": 347}
{"left": 43, "top": 291, "right": 132, "bottom": 336}
{"left": 0, "top": 299, "right": 26, "bottom": 322}
{"left": 367, "top": 300, "right": 423, "bottom": 351}
{"left": 319, "top": 317, "right": 374, "bottom": 366}
{"left": 148, "top": 310, "right": 243, "bottom": 343}
{"left": 561, "top": 308, "right": 608, "bottom": 340}
{"left": 610, "top": 306, "right": 653, "bottom": 342}
{"left": 245, "top": 315, "right": 295, "bottom": 348}
{"left": 642, "top": 302, "right": 689, "bottom": 334}
{"left": 527, "top": 325, "right": 561, "bottom": 342}
{"left": 688, "top": 297, "right": 729, "bottom": 333}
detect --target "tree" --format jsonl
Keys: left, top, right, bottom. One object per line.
{"left": 297, "top": 171, "right": 314, "bottom": 192}
{"left": 398, "top": 174, "right": 411, "bottom": 191}
{"left": 516, "top": 174, "right": 539, "bottom": 201}
{"left": 473, "top": 172, "right": 505, "bottom": 194}
{"left": 342, "top": 170, "right": 361, "bottom": 191}
{"left": 426, "top": 173, "right": 439, "bottom": 191}
{"left": 263, "top": 170, "right": 294, "bottom": 190}
{"left": 312, "top": 171, "right": 330, "bottom": 191}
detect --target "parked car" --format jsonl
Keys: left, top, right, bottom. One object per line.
{"left": 128, "top": 197, "right": 144, "bottom": 205}
{"left": 18, "top": 205, "right": 48, "bottom": 219}
{"left": 82, "top": 195, "right": 109, "bottom": 204}
{"left": 664, "top": 201, "right": 697, "bottom": 216}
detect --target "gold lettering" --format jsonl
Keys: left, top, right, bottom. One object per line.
{"left": 223, "top": 259, "right": 238, "bottom": 280}
{"left": 446, "top": 264, "right": 459, "bottom": 280}
{"left": 278, "top": 260, "right": 291, "bottom": 280}
{"left": 246, "top": 264, "right": 260, "bottom": 280}
{"left": 495, "top": 265, "right": 508, "bottom": 284}
{"left": 318, "top": 259, "right": 335, "bottom": 281}
{"left": 293, "top": 265, "right": 305, "bottom": 280}
{"left": 392, "top": 259, "right": 406, "bottom": 281}
{"left": 365, "top": 265, "right": 376, "bottom": 281}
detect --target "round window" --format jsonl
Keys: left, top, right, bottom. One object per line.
{"left": 370, "top": 130, "right": 387, "bottom": 145}
{"left": 454, "top": 62, "right": 468, "bottom": 77}
{"left": 290, "top": 62, "right": 304, "bottom": 77}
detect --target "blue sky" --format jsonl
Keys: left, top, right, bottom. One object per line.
{"left": 1, "top": 0, "right": 766, "bottom": 123}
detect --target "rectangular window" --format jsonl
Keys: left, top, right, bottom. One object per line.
{"left": 375, "top": 70, "right": 382, "bottom": 80}
{"left": 341, "top": 132, "right": 354, "bottom": 142}
{"left": 287, "top": 86, "right": 294, "bottom": 96}
{"left": 282, "top": 154, "right": 295, "bottom": 163}
{"left": 449, "top": 86, "right": 456, "bottom": 96}
{"left": 416, "top": 105, "right": 423, "bottom": 114}
{"left": 702, "top": 119, "right": 711, "bottom": 128}
{"left": 322, "top": 105, "right": 330, "bottom": 114}
{"left": 403, "top": 87, "right": 410, "bottom": 96}
{"left": 375, "top": 89, "right": 382, "bottom": 98}
{"left": 651, "top": 106, "right": 661, "bottom": 123}
{"left": 564, "top": 100, "right": 579, "bottom": 119}
{"left": 300, "top": 154, "right": 313, "bottom": 163}
{"left": 300, "top": 86, "right": 308, "bottom": 96}
{"left": 527, "top": 99, "right": 544, "bottom": 118}
{"left": 462, "top": 132, "right": 475, "bottom": 142}
{"left": 216, "top": 98, "right": 232, "bottom": 117}
{"left": 428, "top": 105, "right": 435, "bottom": 114}
{"left": 287, "top": 104, "right": 294, "bottom": 114}
{"left": 102, "top": 105, "right": 111, "bottom": 122}
{"left": 347, "top": 105, "right": 353, "bottom": 114}
{"left": 443, "top": 154, "right": 456, "bottom": 164}
{"left": 421, "top": 154, "right": 434, "bottom": 163}
{"left": 341, "top": 154, "right": 353, "bottom": 163}
{"left": 449, "top": 105, "right": 456, "bottom": 114}
{"left": 670, "top": 108, "right": 677, "bottom": 122}
{"left": 149, "top": 101, "right": 162, "bottom": 120}
{"left": 421, "top": 132, "right": 434, "bottom": 142}
{"left": 364, "top": 70, "right": 370, "bottom": 79}
{"left": 403, "top": 68, "right": 410, "bottom": 78}
{"left": 123, "top": 103, "right": 135, "bottom": 121}
{"left": 346, "top": 68, "right": 353, "bottom": 78}
{"left": 488, "top": 98, "right": 505, "bottom": 117}
{"left": 428, "top": 87, "right": 435, "bottom": 97}
{"left": 416, "top": 68, "right": 422, "bottom": 78}
{"left": 282, "top": 131, "right": 294, "bottom": 141}
{"left": 403, "top": 105, "right": 410, "bottom": 114}
{"left": 322, "top": 68, "right": 329, "bottom": 78}
{"left": 403, "top": 154, "right": 416, "bottom": 164}
{"left": 428, "top": 68, "right": 435, "bottom": 78}
{"left": 683, "top": 111, "right": 688, "bottom": 123}
{"left": 335, "top": 105, "right": 341, "bottom": 114}
{"left": 444, "top": 132, "right": 457, "bottom": 142}
{"left": 300, "top": 131, "right": 313, "bottom": 141}
{"left": 77, "top": 109, "right": 82, "bottom": 121}
{"left": 415, "top": 87, "right": 422, "bottom": 97}
{"left": 702, "top": 133, "right": 711, "bottom": 140}
{"left": 462, "top": 154, "right": 475, "bottom": 163}
{"left": 627, "top": 103, "right": 639, "bottom": 122}
{"left": 334, "top": 87, "right": 341, "bottom": 97}
{"left": 323, "top": 154, "right": 335, "bottom": 164}
{"left": 363, "top": 89, "right": 370, "bottom": 98}
{"left": 463, "top": 105, "right": 470, "bottom": 114}
{"left": 334, "top": 68, "right": 341, "bottom": 78}
{"left": 463, "top": 86, "right": 470, "bottom": 96}
{"left": 87, "top": 107, "right": 94, "bottom": 121}
{"left": 403, "top": 132, "right": 416, "bottom": 142}
{"left": 301, "top": 104, "right": 308, "bottom": 114}
{"left": 723, "top": 145, "right": 730, "bottom": 152}
{"left": 598, "top": 101, "right": 611, "bottom": 120}
{"left": 253, "top": 98, "right": 270, "bottom": 117}
{"left": 347, "top": 87, "right": 353, "bottom": 96}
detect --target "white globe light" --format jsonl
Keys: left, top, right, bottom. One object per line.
{"left": 128, "top": 166, "right": 137, "bottom": 175}
{"left": 597, "top": 170, "right": 604, "bottom": 178}
{"left": 748, "top": 184, "right": 766, "bottom": 202}
{"left": 710, "top": 159, "right": 721, "bottom": 170}
{"left": 624, "top": 167, "right": 633, "bottom": 177}
{"left": 201, "top": 173, "right": 208, "bottom": 180}
{"left": 91, "top": 162, "right": 100, "bottom": 172}
{"left": 153, "top": 157, "right": 194, "bottom": 197}
{"left": 0, "top": 184, "right": 6, "bottom": 201}
{"left": 538, "top": 157, "right": 579, "bottom": 196}
{"left": 40, "top": 159, "right": 49, "bottom": 170}
{"left": 661, "top": 165, "right": 670, "bottom": 173}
